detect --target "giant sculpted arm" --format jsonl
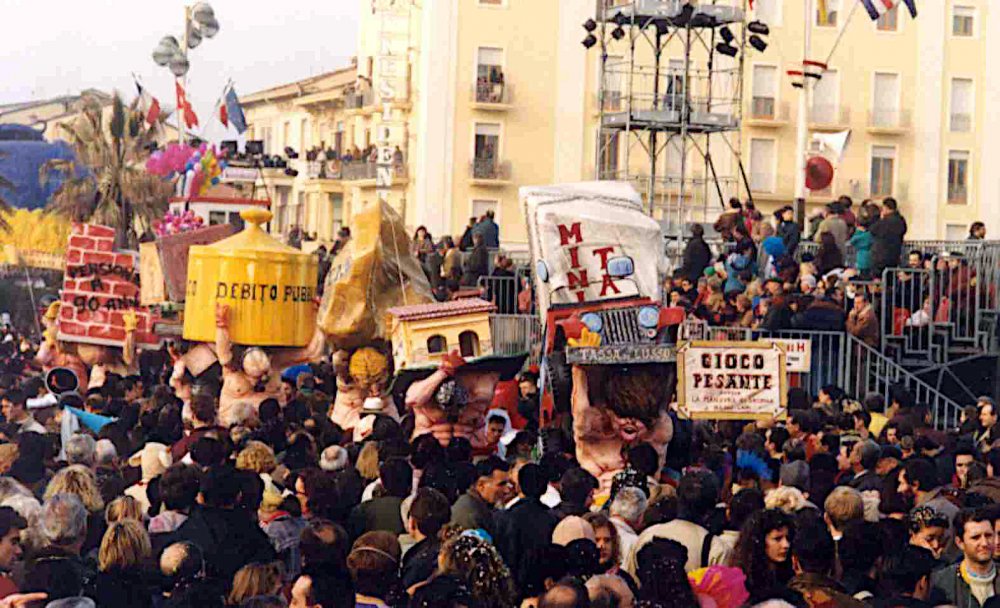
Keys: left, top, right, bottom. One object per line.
{"left": 215, "top": 304, "right": 234, "bottom": 369}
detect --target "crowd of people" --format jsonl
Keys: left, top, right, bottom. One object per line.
{"left": 1, "top": 312, "right": 1000, "bottom": 608}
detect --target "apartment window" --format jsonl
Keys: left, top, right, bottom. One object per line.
{"left": 329, "top": 193, "right": 344, "bottom": 232}
{"left": 476, "top": 47, "right": 505, "bottom": 103}
{"left": 602, "top": 55, "right": 623, "bottom": 111}
{"left": 598, "top": 132, "right": 620, "bottom": 177}
{"left": 296, "top": 192, "right": 305, "bottom": 227}
{"left": 472, "top": 199, "right": 498, "bottom": 222}
{"left": 953, "top": 6, "right": 975, "bottom": 37}
{"left": 749, "top": 139, "right": 776, "bottom": 193}
{"left": 751, "top": 65, "right": 777, "bottom": 118}
{"left": 473, "top": 123, "right": 501, "bottom": 178}
{"left": 283, "top": 122, "right": 291, "bottom": 151}
{"left": 754, "top": 0, "right": 781, "bottom": 25}
{"left": 811, "top": 69, "right": 839, "bottom": 124}
{"left": 664, "top": 59, "right": 687, "bottom": 112}
{"left": 950, "top": 78, "right": 973, "bottom": 132}
{"left": 872, "top": 72, "right": 900, "bottom": 127}
{"left": 947, "top": 151, "right": 969, "bottom": 204}
{"left": 870, "top": 146, "right": 896, "bottom": 197}
{"left": 335, "top": 122, "right": 344, "bottom": 155}
{"left": 876, "top": 6, "right": 898, "bottom": 31}
{"left": 817, "top": 0, "right": 839, "bottom": 27}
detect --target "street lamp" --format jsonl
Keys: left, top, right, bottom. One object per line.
{"left": 151, "top": 2, "right": 221, "bottom": 143}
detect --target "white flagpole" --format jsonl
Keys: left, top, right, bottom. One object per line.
{"left": 793, "top": 0, "right": 814, "bottom": 219}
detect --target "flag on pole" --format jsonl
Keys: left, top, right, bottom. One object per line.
{"left": 135, "top": 81, "right": 161, "bottom": 126}
{"left": 219, "top": 101, "right": 228, "bottom": 128}
{"left": 224, "top": 87, "right": 248, "bottom": 134}
{"left": 175, "top": 81, "right": 199, "bottom": 129}
{"left": 817, "top": 0, "right": 829, "bottom": 24}
{"left": 860, "top": 0, "right": 901, "bottom": 21}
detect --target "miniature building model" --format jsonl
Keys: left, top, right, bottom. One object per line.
{"left": 387, "top": 299, "right": 496, "bottom": 370}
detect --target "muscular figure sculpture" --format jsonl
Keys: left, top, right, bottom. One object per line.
{"left": 329, "top": 347, "right": 399, "bottom": 441}
{"left": 405, "top": 351, "right": 501, "bottom": 448}
{"left": 571, "top": 364, "right": 674, "bottom": 494}
{"left": 168, "top": 342, "right": 219, "bottom": 406}
{"left": 215, "top": 303, "right": 325, "bottom": 427}
{"left": 36, "top": 303, "right": 137, "bottom": 390}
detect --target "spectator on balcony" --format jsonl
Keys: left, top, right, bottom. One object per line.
{"left": 680, "top": 224, "right": 712, "bottom": 283}
{"left": 440, "top": 237, "right": 461, "bottom": 289}
{"left": 713, "top": 198, "right": 743, "bottom": 242}
{"left": 287, "top": 225, "right": 303, "bottom": 250}
{"left": 392, "top": 146, "right": 404, "bottom": 167}
{"left": 849, "top": 223, "right": 873, "bottom": 279}
{"left": 743, "top": 201, "right": 763, "bottom": 239}
{"left": 423, "top": 242, "right": 444, "bottom": 292}
{"left": 796, "top": 288, "right": 846, "bottom": 332}
{"left": 459, "top": 217, "right": 477, "bottom": 252}
{"left": 839, "top": 196, "right": 857, "bottom": 231}
{"left": 331, "top": 227, "right": 351, "bottom": 256}
{"left": 846, "top": 294, "right": 879, "bottom": 348}
{"left": 817, "top": 202, "right": 849, "bottom": 254}
{"left": 461, "top": 233, "right": 489, "bottom": 287}
{"left": 815, "top": 232, "right": 844, "bottom": 278}
{"left": 775, "top": 206, "right": 801, "bottom": 257}
{"left": 474, "top": 210, "right": 501, "bottom": 249}
{"left": 969, "top": 221, "right": 987, "bottom": 240}
{"left": 411, "top": 226, "right": 434, "bottom": 262}
{"left": 870, "top": 198, "right": 908, "bottom": 277}
{"left": 486, "top": 255, "right": 517, "bottom": 315}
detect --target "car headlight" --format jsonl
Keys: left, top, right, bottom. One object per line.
{"left": 638, "top": 306, "right": 660, "bottom": 329}
{"left": 536, "top": 261, "right": 549, "bottom": 283}
{"left": 581, "top": 312, "right": 603, "bottom": 334}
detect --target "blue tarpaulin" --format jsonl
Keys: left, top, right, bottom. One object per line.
{"left": 0, "top": 124, "right": 79, "bottom": 210}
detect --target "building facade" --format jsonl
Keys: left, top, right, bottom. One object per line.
{"left": 240, "top": 0, "right": 997, "bottom": 248}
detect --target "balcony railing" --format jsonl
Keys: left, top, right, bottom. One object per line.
{"left": 470, "top": 158, "right": 511, "bottom": 182}
{"left": 598, "top": 91, "right": 624, "bottom": 112}
{"left": 345, "top": 89, "right": 374, "bottom": 110}
{"left": 868, "top": 108, "right": 911, "bottom": 130}
{"left": 809, "top": 104, "right": 851, "bottom": 126}
{"left": 339, "top": 161, "right": 408, "bottom": 181}
{"left": 950, "top": 113, "right": 972, "bottom": 132}
{"left": 473, "top": 79, "right": 512, "bottom": 105}
{"left": 750, "top": 96, "right": 775, "bottom": 119}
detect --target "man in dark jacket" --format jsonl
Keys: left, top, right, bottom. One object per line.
{"left": 459, "top": 217, "right": 477, "bottom": 251}
{"left": 550, "top": 467, "right": 597, "bottom": 521}
{"left": 474, "top": 210, "right": 501, "bottom": 248}
{"left": 797, "top": 293, "right": 846, "bottom": 332}
{"left": 461, "top": 233, "right": 490, "bottom": 287}
{"left": 870, "top": 198, "right": 908, "bottom": 277}
{"left": 347, "top": 457, "right": 412, "bottom": 540}
{"left": 680, "top": 224, "right": 713, "bottom": 282}
{"left": 451, "top": 456, "right": 511, "bottom": 538}
{"left": 776, "top": 206, "right": 801, "bottom": 256}
{"left": 788, "top": 517, "right": 866, "bottom": 608}
{"left": 930, "top": 508, "right": 1000, "bottom": 608}
{"left": 876, "top": 545, "right": 938, "bottom": 608}
{"left": 166, "top": 466, "right": 276, "bottom": 585}
{"left": 401, "top": 488, "right": 451, "bottom": 589}
{"left": 495, "top": 463, "right": 558, "bottom": 592}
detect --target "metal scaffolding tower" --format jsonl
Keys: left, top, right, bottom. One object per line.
{"left": 594, "top": 0, "right": 748, "bottom": 245}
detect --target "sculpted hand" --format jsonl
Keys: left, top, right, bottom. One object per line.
{"left": 44, "top": 301, "right": 61, "bottom": 321}
{"left": 215, "top": 303, "right": 230, "bottom": 329}
{"left": 441, "top": 350, "right": 467, "bottom": 377}
{"left": 122, "top": 310, "right": 138, "bottom": 333}
{"left": 568, "top": 327, "right": 602, "bottom": 348}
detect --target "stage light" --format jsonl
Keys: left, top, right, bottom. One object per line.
{"left": 715, "top": 42, "right": 738, "bottom": 57}
{"left": 748, "top": 20, "right": 770, "bottom": 36}
{"left": 583, "top": 18, "right": 597, "bottom": 32}
{"left": 749, "top": 35, "right": 768, "bottom": 52}
{"left": 720, "top": 26, "right": 734, "bottom": 44}
{"left": 582, "top": 34, "right": 598, "bottom": 49}
{"left": 611, "top": 26, "right": 626, "bottom": 40}
{"left": 613, "top": 12, "right": 628, "bottom": 26}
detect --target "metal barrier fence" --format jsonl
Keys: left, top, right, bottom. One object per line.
{"left": 489, "top": 313, "right": 542, "bottom": 367}
{"left": 680, "top": 319, "right": 963, "bottom": 429}
{"left": 477, "top": 267, "right": 535, "bottom": 315}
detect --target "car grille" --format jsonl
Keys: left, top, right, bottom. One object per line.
{"left": 598, "top": 307, "right": 647, "bottom": 344}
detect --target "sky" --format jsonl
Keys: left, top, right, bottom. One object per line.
{"left": 0, "top": 0, "right": 361, "bottom": 140}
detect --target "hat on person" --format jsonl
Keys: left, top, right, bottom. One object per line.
{"left": 320, "top": 445, "right": 349, "bottom": 472}
{"left": 552, "top": 516, "right": 595, "bottom": 546}
{"left": 128, "top": 443, "right": 172, "bottom": 482}
{"left": 779, "top": 461, "right": 810, "bottom": 493}
{"left": 362, "top": 397, "right": 385, "bottom": 414}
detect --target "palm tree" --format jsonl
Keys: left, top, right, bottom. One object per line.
{"left": 40, "top": 93, "right": 172, "bottom": 249}
{"left": 0, "top": 152, "right": 14, "bottom": 233}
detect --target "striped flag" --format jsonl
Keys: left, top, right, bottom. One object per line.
{"left": 860, "top": 0, "right": 909, "bottom": 20}
{"left": 134, "top": 81, "right": 161, "bottom": 126}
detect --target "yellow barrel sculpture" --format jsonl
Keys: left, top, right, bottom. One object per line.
{"left": 183, "top": 208, "right": 317, "bottom": 346}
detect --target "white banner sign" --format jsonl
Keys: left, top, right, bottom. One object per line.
{"left": 764, "top": 338, "right": 811, "bottom": 373}
{"left": 222, "top": 167, "right": 258, "bottom": 183}
{"left": 677, "top": 341, "right": 787, "bottom": 420}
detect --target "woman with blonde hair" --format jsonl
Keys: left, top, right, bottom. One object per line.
{"left": 105, "top": 495, "right": 144, "bottom": 524}
{"left": 236, "top": 441, "right": 277, "bottom": 475}
{"left": 44, "top": 464, "right": 105, "bottom": 553}
{"left": 92, "top": 519, "right": 155, "bottom": 607}
{"left": 436, "top": 532, "right": 517, "bottom": 608}
{"left": 355, "top": 441, "right": 380, "bottom": 482}
{"left": 347, "top": 530, "right": 402, "bottom": 608}
{"left": 227, "top": 561, "right": 284, "bottom": 606}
